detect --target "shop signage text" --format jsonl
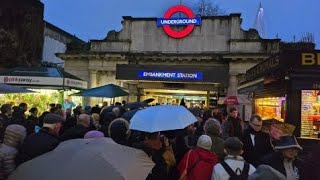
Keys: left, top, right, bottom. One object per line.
{"left": 138, "top": 71, "right": 203, "bottom": 80}
{"left": 246, "top": 55, "right": 280, "bottom": 81}
{"left": 301, "top": 53, "right": 320, "bottom": 66}
{"left": 157, "top": 5, "right": 201, "bottom": 39}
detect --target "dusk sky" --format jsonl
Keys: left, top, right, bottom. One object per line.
{"left": 41, "top": 0, "right": 319, "bottom": 47}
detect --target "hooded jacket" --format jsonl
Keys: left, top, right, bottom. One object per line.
{"left": 178, "top": 147, "right": 218, "bottom": 180}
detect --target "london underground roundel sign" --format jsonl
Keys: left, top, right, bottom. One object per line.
{"left": 157, "top": 5, "right": 202, "bottom": 39}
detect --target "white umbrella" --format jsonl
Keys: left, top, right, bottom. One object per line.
{"left": 129, "top": 105, "right": 197, "bottom": 133}
{"left": 9, "top": 138, "right": 154, "bottom": 180}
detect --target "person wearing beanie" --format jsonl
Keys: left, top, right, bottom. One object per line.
{"left": 178, "top": 135, "right": 218, "bottom": 180}
{"left": 212, "top": 137, "right": 256, "bottom": 180}
{"left": 204, "top": 118, "right": 225, "bottom": 162}
{"left": 15, "top": 113, "right": 63, "bottom": 166}
{"left": 108, "top": 118, "right": 130, "bottom": 146}
{"left": 0, "top": 124, "right": 26, "bottom": 179}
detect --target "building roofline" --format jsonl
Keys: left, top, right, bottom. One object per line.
{"left": 44, "top": 21, "right": 85, "bottom": 43}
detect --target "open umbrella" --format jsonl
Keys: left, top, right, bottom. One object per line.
{"left": 124, "top": 102, "right": 147, "bottom": 110}
{"left": 71, "top": 83, "right": 129, "bottom": 98}
{"left": 223, "top": 95, "right": 251, "bottom": 105}
{"left": 0, "top": 83, "right": 35, "bottom": 94}
{"left": 142, "top": 98, "right": 155, "bottom": 104}
{"left": 129, "top": 105, "right": 197, "bottom": 133}
{"left": 9, "top": 138, "right": 154, "bottom": 180}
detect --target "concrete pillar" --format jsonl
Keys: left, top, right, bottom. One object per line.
{"left": 88, "top": 70, "right": 97, "bottom": 105}
{"left": 206, "top": 91, "right": 210, "bottom": 108}
{"left": 227, "top": 72, "right": 238, "bottom": 96}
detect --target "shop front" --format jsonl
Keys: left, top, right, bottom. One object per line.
{"left": 0, "top": 66, "right": 87, "bottom": 112}
{"left": 239, "top": 50, "right": 320, "bottom": 139}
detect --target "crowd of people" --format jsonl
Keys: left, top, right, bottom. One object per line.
{"left": 0, "top": 101, "right": 318, "bottom": 180}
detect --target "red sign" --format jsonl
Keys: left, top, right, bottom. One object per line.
{"left": 224, "top": 96, "right": 239, "bottom": 105}
{"left": 160, "top": 5, "right": 200, "bottom": 39}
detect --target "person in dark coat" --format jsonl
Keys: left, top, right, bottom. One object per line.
{"left": 132, "top": 132, "right": 172, "bottom": 180}
{"left": 204, "top": 118, "right": 225, "bottom": 162}
{"left": 0, "top": 104, "right": 13, "bottom": 142}
{"left": 108, "top": 118, "right": 131, "bottom": 146}
{"left": 260, "top": 135, "right": 303, "bottom": 180}
{"left": 15, "top": 113, "right": 63, "bottom": 166}
{"left": 300, "top": 144, "right": 320, "bottom": 180}
{"left": 242, "top": 115, "right": 273, "bottom": 167}
{"left": 60, "top": 114, "right": 91, "bottom": 141}
{"left": 222, "top": 107, "right": 243, "bottom": 139}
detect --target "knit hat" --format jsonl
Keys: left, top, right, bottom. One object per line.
{"left": 84, "top": 130, "right": 105, "bottom": 139}
{"left": 43, "top": 113, "right": 65, "bottom": 124}
{"left": 197, "top": 135, "right": 212, "bottom": 151}
{"left": 108, "top": 118, "right": 130, "bottom": 143}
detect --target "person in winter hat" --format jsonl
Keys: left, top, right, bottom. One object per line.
{"left": 108, "top": 118, "right": 131, "bottom": 146}
{"left": 204, "top": 118, "right": 225, "bottom": 161}
{"left": 0, "top": 125, "right": 27, "bottom": 179}
{"left": 178, "top": 135, "right": 218, "bottom": 180}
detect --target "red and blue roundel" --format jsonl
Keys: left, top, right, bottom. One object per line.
{"left": 157, "top": 5, "right": 201, "bottom": 39}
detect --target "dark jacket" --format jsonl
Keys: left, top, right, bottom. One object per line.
{"left": 60, "top": 124, "right": 90, "bottom": 141}
{"left": 132, "top": 143, "right": 168, "bottom": 180}
{"left": 15, "top": 128, "right": 60, "bottom": 166}
{"left": 222, "top": 116, "right": 243, "bottom": 139}
{"left": 0, "top": 114, "right": 11, "bottom": 142}
{"left": 242, "top": 127, "right": 273, "bottom": 167}
{"left": 261, "top": 152, "right": 302, "bottom": 179}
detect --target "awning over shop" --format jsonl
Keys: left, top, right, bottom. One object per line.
{"left": 0, "top": 67, "right": 87, "bottom": 90}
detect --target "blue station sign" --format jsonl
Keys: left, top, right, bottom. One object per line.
{"left": 138, "top": 71, "right": 203, "bottom": 80}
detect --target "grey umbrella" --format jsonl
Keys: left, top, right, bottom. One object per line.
{"left": 0, "top": 83, "right": 35, "bottom": 94}
{"left": 9, "top": 138, "right": 154, "bottom": 180}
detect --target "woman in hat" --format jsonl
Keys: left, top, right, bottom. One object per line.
{"left": 260, "top": 135, "right": 303, "bottom": 180}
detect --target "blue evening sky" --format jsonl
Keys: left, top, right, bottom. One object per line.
{"left": 41, "top": 0, "right": 319, "bottom": 48}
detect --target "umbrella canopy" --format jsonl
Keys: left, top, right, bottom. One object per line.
{"left": 129, "top": 105, "right": 197, "bottom": 133}
{"left": 223, "top": 95, "right": 251, "bottom": 105}
{"left": 122, "top": 109, "right": 140, "bottom": 121}
{"left": 124, "top": 102, "right": 147, "bottom": 110}
{"left": 9, "top": 138, "right": 154, "bottom": 180}
{"left": 142, "top": 98, "right": 155, "bottom": 104}
{"left": 0, "top": 83, "right": 35, "bottom": 94}
{"left": 72, "top": 84, "right": 129, "bottom": 98}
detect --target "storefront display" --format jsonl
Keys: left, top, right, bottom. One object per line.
{"left": 255, "top": 97, "right": 286, "bottom": 121}
{"left": 301, "top": 90, "right": 320, "bottom": 138}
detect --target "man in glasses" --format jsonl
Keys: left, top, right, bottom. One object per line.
{"left": 241, "top": 114, "right": 273, "bottom": 167}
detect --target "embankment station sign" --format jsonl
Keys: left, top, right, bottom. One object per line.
{"left": 138, "top": 71, "right": 203, "bottom": 80}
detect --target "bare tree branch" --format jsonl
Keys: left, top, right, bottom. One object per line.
{"left": 193, "top": 0, "right": 225, "bottom": 16}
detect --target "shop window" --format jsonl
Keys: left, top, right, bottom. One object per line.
{"left": 301, "top": 90, "right": 320, "bottom": 138}
{"left": 255, "top": 97, "right": 286, "bottom": 121}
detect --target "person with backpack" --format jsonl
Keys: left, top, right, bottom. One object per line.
{"left": 211, "top": 137, "right": 256, "bottom": 180}
{"left": 178, "top": 135, "right": 218, "bottom": 180}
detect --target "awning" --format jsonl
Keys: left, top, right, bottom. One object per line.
{"left": 237, "top": 78, "right": 264, "bottom": 94}
{"left": 0, "top": 67, "right": 87, "bottom": 90}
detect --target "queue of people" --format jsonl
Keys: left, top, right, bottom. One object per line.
{"left": 0, "top": 102, "right": 317, "bottom": 180}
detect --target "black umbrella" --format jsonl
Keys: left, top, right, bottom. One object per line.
{"left": 124, "top": 102, "right": 147, "bottom": 110}
{"left": 121, "top": 109, "right": 140, "bottom": 121}
{"left": 71, "top": 84, "right": 129, "bottom": 98}
{"left": 142, "top": 98, "right": 155, "bottom": 104}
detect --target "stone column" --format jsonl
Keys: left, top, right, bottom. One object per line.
{"left": 227, "top": 72, "right": 238, "bottom": 96}
{"left": 88, "top": 70, "right": 97, "bottom": 105}
{"left": 206, "top": 91, "right": 210, "bottom": 108}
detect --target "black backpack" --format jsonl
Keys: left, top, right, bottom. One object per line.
{"left": 220, "top": 161, "right": 250, "bottom": 180}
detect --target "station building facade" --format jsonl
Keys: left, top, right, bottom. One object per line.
{"left": 59, "top": 8, "right": 280, "bottom": 112}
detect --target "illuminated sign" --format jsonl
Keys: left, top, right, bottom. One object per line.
{"left": 301, "top": 53, "right": 320, "bottom": 65}
{"left": 157, "top": 5, "right": 201, "bottom": 39}
{"left": 138, "top": 71, "right": 203, "bottom": 80}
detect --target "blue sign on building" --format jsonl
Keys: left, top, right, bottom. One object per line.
{"left": 157, "top": 17, "right": 202, "bottom": 26}
{"left": 138, "top": 71, "right": 203, "bottom": 80}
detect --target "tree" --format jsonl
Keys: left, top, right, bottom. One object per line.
{"left": 299, "top": 32, "right": 315, "bottom": 43}
{"left": 193, "top": 0, "right": 225, "bottom": 16}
